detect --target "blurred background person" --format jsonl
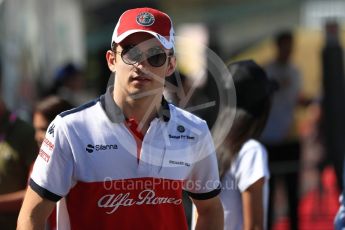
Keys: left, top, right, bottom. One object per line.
{"left": 43, "top": 63, "right": 93, "bottom": 107}
{"left": 260, "top": 30, "right": 302, "bottom": 230}
{"left": 0, "top": 95, "right": 72, "bottom": 230}
{"left": 2, "top": 1, "right": 345, "bottom": 228}
{"left": 217, "top": 60, "right": 275, "bottom": 230}
{"left": 33, "top": 96, "right": 73, "bottom": 147}
{"left": 32, "top": 95, "right": 73, "bottom": 230}
{"left": 0, "top": 95, "right": 37, "bottom": 229}
{"left": 321, "top": 20, "right": 345, "bottom": 193}
{"left": 321, "top": 20, "right": 345, "bottom": 230}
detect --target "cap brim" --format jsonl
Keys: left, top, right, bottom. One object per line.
{"left": 112, "top": 29, "right": 174, "bottom": 50}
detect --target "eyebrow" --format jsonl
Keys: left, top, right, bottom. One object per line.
{"left": 149, "top": 46, "right": 163, "bottom": 50}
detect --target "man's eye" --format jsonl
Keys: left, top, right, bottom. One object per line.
{"left": 128, "top": 49, "right": 141, "bottom": 58}
{"left": 125, "top": 46, "right": 142, "bottom": 59}
{"left": 122, "top": 45, "right": 135, "bottom": 54}
{"left": 148, "top": 47, "right": 164, "bottom": 56}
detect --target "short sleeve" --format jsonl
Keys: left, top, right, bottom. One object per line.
{"left": 184, "top": 123, "right": 221, "bottom": 200}
{"left": 234, "top": 141, "right": 270, "bottom": 192}
{"left": 30, "top": 115, "right": 75, "bottom": 202}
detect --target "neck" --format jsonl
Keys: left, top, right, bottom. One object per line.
{"left": 113, "top": 90, "right": 161, "bottom": 133}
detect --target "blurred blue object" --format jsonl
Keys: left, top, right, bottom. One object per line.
{"left": 335, "top": 195, "right": 345, "bottom": 230}
{"left": 54, "top": 63, "right": 82, "bottom": 83}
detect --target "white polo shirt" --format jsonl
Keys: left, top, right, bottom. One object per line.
{"left": 220, "top": 139, "right": 270, "bottom": 230}
{"left": 30, "top": 87, "right": 221, "bottom": 230}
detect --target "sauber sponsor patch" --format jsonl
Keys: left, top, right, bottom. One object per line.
{"left": 43, "top": 138, "right": 54, "bottom": 151}
{"left": 39, "top": 149, "right": 51, "bottom": 162}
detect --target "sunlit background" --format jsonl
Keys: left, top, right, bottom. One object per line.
{"left": 3, "top": 0, "right": 344, "bottom": 114}
{"left": 1, "top": 1, "right": 345, "bottom": 229}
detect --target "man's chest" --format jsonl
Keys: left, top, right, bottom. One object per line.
{"left": 67, "top": 122, "right": 198, "bottom": 181}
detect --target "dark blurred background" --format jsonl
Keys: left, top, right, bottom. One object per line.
{"left": 1, "top": 0, "right": 345, "bottom": 229}
{"left": 0, "top": 0, "right": 315, "bottom": 116}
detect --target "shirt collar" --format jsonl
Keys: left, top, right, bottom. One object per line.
{"left": 101, "top": 86, "right": 170, "bottom": 123}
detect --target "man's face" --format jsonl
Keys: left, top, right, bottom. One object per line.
{"left": 107, "top": 33, "right": 176, "bottom": 99}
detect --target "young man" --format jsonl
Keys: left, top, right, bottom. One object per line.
{"left": 18, "top": 7, "right": 223, "bottom": 230}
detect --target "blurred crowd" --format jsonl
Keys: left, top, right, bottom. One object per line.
{"left": 1, "top": 5, "right": 345, "bottom": 230}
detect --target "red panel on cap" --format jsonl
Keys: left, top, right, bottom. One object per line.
{"left": 116, "top": 8, "right": 171, "bottom": 40}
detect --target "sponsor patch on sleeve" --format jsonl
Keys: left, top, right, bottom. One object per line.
{"left": 39, "top": 138, "right": 54, "bottom": 162}
{"left": 39, "top": 149, "right": 51, "bottom": 162}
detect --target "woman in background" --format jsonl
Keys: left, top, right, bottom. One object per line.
{"left": 218, "top": 60, "right": 276, "bottom": 230}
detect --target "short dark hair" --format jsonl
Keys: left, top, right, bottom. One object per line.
{"left": 228, "top": 60, "right": 276, "bottom": 118}
{"left": 275, "top": 30, "right": 293, "bottom": 46}
{"left": 35, "top": 96, "right": 73, "bottom": 123}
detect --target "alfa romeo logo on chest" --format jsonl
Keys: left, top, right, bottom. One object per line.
{"left": 136, "top": 12, "right": 155, "bottom": 26}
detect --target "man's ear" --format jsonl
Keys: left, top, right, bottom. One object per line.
{"left": 106, "top": 50, "right": 116, "bottom": 72}
{"left": 165, "top": 56, "right": 177, "bottom": 77}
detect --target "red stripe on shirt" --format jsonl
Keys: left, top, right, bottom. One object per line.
{"left": 66, "top": 177, "right": 187, "bottom": 230}
{"left": 125, "top": 118, "right": 144, "bottom": 164}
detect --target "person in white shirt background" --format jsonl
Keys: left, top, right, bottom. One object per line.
{"left": 202, "top": 59, "right": 276, "bottom": 230}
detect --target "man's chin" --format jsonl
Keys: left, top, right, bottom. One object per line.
{"left": 127, "top": 87, "right": 163, "bottom": 100}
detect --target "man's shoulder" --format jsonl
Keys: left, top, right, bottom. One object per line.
{"left": 59, "top": 97, "right": 101, "bottom": 119}
{"left": 48, "top": 97, "right": 103, "bottom": 131}
{"left": 169, "top": 104, "right": 209, "bottom": 129}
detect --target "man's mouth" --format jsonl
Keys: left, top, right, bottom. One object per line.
{"left": 131, "top": 76, "right": 152, "bottom": 82}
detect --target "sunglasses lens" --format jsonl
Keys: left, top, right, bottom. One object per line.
{"left": 121, "top": 46, "right": 168, "bottom": 67}
{"left": 122, "top": 46, "right": 142, "bottom": 65}
{"left": 147, "top": 48, "right": 167, "bottom": 67}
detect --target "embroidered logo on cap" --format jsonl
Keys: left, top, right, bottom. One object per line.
{"left": 136, "top": 12, "right": 155, "bottom": 26}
